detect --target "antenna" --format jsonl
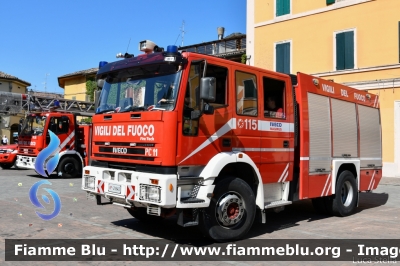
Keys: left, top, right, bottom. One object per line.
{"left": 43, "top": 73, "right": 50, "bottom": 93}
{"left": 180, "top": 20, "right": 186, "bottom": 47}
{"left": 125, "top": 38, "right": 131, "bottom": 53}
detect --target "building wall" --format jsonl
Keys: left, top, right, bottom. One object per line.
{"left": 252, "top": 0, "right": 399, "bottom": 73}
{"left": 0, "top": 80, "right": 29, "bottom": 144}
{"left": 248, "top": 0, "right": 400, "bottom": 177}
{"left": 63, "top": 76, "right": 88, "bottom": 101}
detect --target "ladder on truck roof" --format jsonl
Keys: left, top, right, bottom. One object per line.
{"left": 27, "top": 95, "right": 95, "bottom": 114}
{"left": 0, "top": 91, "right": 95, "bottom": 115}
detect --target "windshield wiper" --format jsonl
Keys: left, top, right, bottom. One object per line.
{"left": 119, "top": 106, "right": 146, "bottom": 113}
{"left": 96, "top": 109, "right": 115, "bottom": 114}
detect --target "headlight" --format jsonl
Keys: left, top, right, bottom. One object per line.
{"left": 140, "top": 184, "right": 161, "bottom": 203}
{"left": 5, "top": 149, "right": 16, "bottom": 153}
{"left": 84, "top": 176, "right": 96, "bottom": 190}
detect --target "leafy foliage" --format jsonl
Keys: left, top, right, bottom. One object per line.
{"left": 241, "top": 54, "right": 247, "bottom": 64}
{"left": 86, "top": 79, "right": 96, "bottom": 102}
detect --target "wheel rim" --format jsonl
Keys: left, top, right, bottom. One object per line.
{"left": 341, "top": 180, "right": 354, "bottom": 207}
{"left": 216, "top": 192, "right": 245, "bottom": 227}
{"left": 64, "top": 163, "right": 75, "bottom": 174}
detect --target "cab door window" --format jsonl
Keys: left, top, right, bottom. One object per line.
{"left": 183, "top": 63, "right": 228, "bottom": 136}
{"left": 49, "top": 116, "right": 70, "bottom": 135}
{"left": 263, "top": 77, "right": 285, "bottom": 119}
{"left": 236, "top": 71, "right": 258, "bottom": 116}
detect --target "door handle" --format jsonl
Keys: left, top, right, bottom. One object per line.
{"left": 283, "top": 140, "right": 289, "bottom": 148}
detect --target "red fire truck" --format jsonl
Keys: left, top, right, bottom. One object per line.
{"left": 82, "top": 40, "right": 382, "bottom": 241}
{"left": 16, "top": 111, "right": 92, "bottom": 178}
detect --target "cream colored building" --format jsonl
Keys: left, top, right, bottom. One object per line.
{"left": 58, "top": 68, "right": 98, "bottom": 101}
{"left": 0, "top": 71, "right": 31, "bottom": 144}
{"left": 247, "top": 0, "right": 400, "bottom": 177}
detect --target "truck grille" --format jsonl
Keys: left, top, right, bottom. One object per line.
{"left": 93, "top": 154, "right": 154, "bottom": 161}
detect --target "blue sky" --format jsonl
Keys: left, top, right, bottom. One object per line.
{"left": 0, "top": 0, "right": 246, "bottom": 95}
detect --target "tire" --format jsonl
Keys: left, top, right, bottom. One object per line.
{"left": 198, "top": 177, "right": 256, "bottom": 242}
{"left": 126, "top": 208, "right": 164, "bottom": 223}
{"left": 330, "top": 170, "right": 358, "bottom": 217}
{"left": 0, "top": 163, "right": 14, "bottom": 169}
{"left": 57, "top": 157, "right": 81, "bottom": 178}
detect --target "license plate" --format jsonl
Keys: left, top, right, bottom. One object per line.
{"left": 108, "top": 183, "right": 121, "bottom": 194}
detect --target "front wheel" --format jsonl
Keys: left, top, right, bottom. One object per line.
{"left": 0, "top": 163, "right": 14, "bottom": 169}
{"left": 331, "top": 170, "right": 358, "bottom": 217}
{"left": 198, "top": 177, "right": 256, "bottom": 242}
{"left": 57, "top": 157, "right": 81, "bottom": 178}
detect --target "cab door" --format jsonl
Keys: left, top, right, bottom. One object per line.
{"left": 177, "top": 60, "right": 232, "bottom": 167}
{"left": 231, "top": 70, "right": 261, "bottom": 167}
{"left": 46, "top": 115, "right": 73, "bottom": 150}
{"left": 259, "top": 75, "right": 294, "bottom": 184}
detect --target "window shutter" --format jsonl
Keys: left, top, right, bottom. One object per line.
{"left": 336, "top": 32, "right": 345, "bottom": 70}
{"left": 276, "top": 0, "right": 282, "bottom": 16}
{"left": 276, "top": 0, "right": 290, "bottom": 16}
{"left": 344, "top": 31, "right": 354, "bottom": 69}
{"left": 283, "top": 42, "right": 290, "bottom": 74}
{"left": 276, "top": 42, "right": 290, "bottom": 74}
{"left": 326, "top": 0, "right": 335, "bottom": 5}
{"left": 283, "top": 0, "right": 290, "bottom": 14}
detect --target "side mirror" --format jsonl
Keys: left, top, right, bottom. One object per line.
{"left": 94, "top": 90, "right": 101, "bottom": 111}
{"left": 97, "top": 79, "right": 105, "bottom": 89}
{"left": 200, "top": 77, "right": 216, "bottom": 102}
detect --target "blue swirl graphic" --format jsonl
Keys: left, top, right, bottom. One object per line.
{"left": 34, "top": 130, "right": 60, "bottom": 177}
{"left": 29, "top": 180, "right": 62, "bottom": 220}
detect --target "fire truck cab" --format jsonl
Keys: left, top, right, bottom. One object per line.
{"left": 82, "top": 41, "right": 382, "bottom": 241}
{"left": 16, "top": 111, "right": 91, "bottom": 178}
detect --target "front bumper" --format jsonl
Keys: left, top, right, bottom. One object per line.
{"left": 82, "top": 166, "right": 178, "bottom": 208}
{"left": 15, "top": 155, "right": 36, "bottom": 169}
{"left": 0, "top": 153, "right": 17, "bottom": 164}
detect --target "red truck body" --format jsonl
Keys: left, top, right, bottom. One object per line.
{"left": 82, "top": 43, "right": 382, "bottom": 241}
{"left": 16, "top": 111, "right": 91, "bottom": 178}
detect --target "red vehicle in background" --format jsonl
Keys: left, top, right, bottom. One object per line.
{"left": 0, "top": 143, "right": 18, "bottom": 169}
{"left": 16, "top": 111, "right": 92, "bottom": 178}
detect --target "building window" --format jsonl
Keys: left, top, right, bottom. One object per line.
{"left": 335, "top": 30, "right": 355, "bottom": 70}
{"left": 275, "top": 41, "right": 291, "bottom": 74}
{"left": 276, "top": 0, "right": 290, "bottom": 16}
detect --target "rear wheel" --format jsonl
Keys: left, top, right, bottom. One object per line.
{"left": 126, "top": 207, "right": 164, "bottom": 223}
{"left": 0, "top": 163, "right": 13, "bottom": 169}
{"left": 57, "top": 157, "right": 81, "bottom": 178}
{"left": 198, "top": 177, "right": 256, "bottom": 242}
{"left": 331, "top": 170, "right": 358, "bottom": 216}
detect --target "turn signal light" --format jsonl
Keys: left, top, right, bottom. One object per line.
{"left": 85, "top": 170, "right": 90, "bottom": 175}
{"left": 150, "top": 179, "right": 159, "bottom": 185}
{"left": 169, "top": 183, "right": 174, "bottom": 192}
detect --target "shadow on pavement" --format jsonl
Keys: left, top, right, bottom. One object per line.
{"left": 111, "top": 191, "right": 389, "bottom": 243}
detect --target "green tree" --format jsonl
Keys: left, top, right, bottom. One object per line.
{"left": 86, "top": 79, "right": 96, "bottom": 102}
{"left": 241, "top": 54, "right": 247, "bottom": 64}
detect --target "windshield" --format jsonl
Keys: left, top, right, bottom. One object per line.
{"left": 20, "top": 115, "right": 47, "bottom": 136}
{"left": 96, "top": 65, "right": 182, "bottom": 114}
